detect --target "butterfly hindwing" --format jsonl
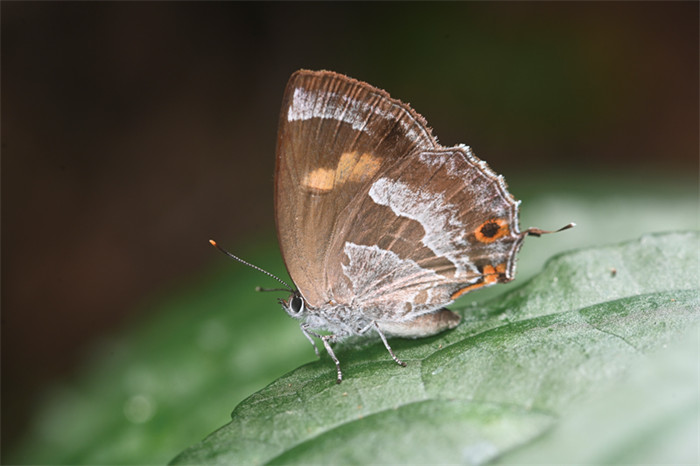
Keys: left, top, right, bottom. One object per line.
{"left": 325, "top": 145, "right": 524, "bottom": 323}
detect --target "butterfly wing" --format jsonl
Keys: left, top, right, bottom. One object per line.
{"left": 324, "top": 144, "right": 525, "bottom": 323}
{"left": 275, "top": 70, "right": 436, "bottom": 307}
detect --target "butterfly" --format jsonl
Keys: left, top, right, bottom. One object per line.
{"left": 212, "top": 70, "right": 572, "bottom": 383}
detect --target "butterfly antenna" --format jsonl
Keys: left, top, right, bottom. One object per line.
{"left": 524, "top": 222, "right": 576, "bottom": 237}
{"left": 255, "top": 286, "right": 291, "bottom": 293}
{"left": 209, "top": 239, "right": 293, "bottom": 291}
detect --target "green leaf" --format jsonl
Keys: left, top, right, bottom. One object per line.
{"left": 492, "top": 328, "right": 699, "bottom": 465}
{"left": 171, "top": 232, "right": 699, "bottom": 465}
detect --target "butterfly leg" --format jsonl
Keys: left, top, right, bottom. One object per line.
{"left": 320, "top": 334, "right": 343, "bottom": 384}
{"left": 299, "top": 324, "right": 320, "bottom": 357}
{"left": 301, "top": 325, "right": 343, "bottom": 384}
{"left": 364, "top": 321, "right": 407, "bottom": 368}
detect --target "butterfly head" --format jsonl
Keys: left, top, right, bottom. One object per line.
{"left": 208, "top": 240, "right": 307, "bottom": 318}
{"left": 280, "top": 291, "right": 306, "bottom": 319}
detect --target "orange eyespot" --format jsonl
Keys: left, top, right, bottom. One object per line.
{"left": 474, "top": 218, "right": 509, "bottom": 243}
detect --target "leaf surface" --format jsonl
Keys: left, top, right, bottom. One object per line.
{"left": 171, "top": 232, "right": 699, "bottom": 465}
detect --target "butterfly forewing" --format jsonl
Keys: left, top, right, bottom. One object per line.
{"left": 275, "top": 70, "right": 436, "bottom": 307}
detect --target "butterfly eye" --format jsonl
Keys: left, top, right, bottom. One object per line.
{"left": 289, "top": 295, "right": 305, "bottom": 314}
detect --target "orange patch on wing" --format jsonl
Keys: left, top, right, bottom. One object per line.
{"left": 482, "top": 265, "right": 499, "bottom": 285}
{"left": 450, "top": 282, "right": 486, "bottom": 300}
{"left": 474, "top": 218, "right": 510, "bottom": 243}
{"left": 450, "top": 263, "right": 507, "bottom": 300}
{"left": 335, "top": 151, "right": 359, "bottom": 183}
{"left": 303, "top": 152, "right": 380, "bottom": 194}
{"left": 302, "top": 168, "right": 335, "bottom": 194}
{"left": 349, "top": 153, "right": 381, "bottom": 182}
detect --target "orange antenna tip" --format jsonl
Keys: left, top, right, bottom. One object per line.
{"left": 209, "top": 239, "right": 217, "bottom": 246}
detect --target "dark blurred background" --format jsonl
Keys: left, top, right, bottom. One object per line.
{"left": 2, "top": 1, "right": 697, "bottom": 457}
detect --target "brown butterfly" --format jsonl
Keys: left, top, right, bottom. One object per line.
{"left": 213, "top": 70, "right": 572, "bottom": 383}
